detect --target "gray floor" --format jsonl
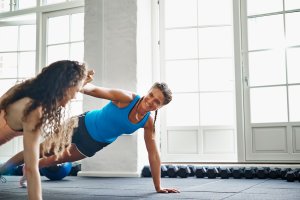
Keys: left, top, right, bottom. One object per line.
{"left": 0, "top": 176, "right": 300, "bottom": 200}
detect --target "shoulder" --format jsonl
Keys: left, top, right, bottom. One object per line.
{"left": 144, "top": 114, "right": 154, "bottom": 130}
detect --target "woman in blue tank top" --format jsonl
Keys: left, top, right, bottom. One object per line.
{"left": 1, "top": 75, "right": 179, "bottom": 194}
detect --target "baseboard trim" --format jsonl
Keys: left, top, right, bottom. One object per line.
{"left": 78, "top": 171, "right": 141, "bottom": 177}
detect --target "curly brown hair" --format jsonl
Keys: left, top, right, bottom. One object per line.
{"left": 0, "top": 60, "right": 87, "bottom": 157}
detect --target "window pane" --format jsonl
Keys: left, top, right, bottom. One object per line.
{"left": 165, "top": 60, "right": 198, "bottom": 93}
{"left": 0, "top": 53, "right": 18, "bottom": 78}
{"left": 44, "top": 0, "right": 66, "bottom": 5}
{"left": 200, "top": 92, "right": 235, "bottom": 126}
{"left": 285, "top": 0, "right": 300, "bottom": 10}
{"left": 47, "top": 44, "right": 69, "bottom": 64}
{"left": 19, "top": 25, "right": 36, "bottom": 51}
{"left": 250, "top": 87, "right": 287, "bottom": 123}
{"left": 287, "top": 48, "right": 300, "bottom": 84}
{"left": 167, "top": 93, "right": 199, "bottom": 126}
{"left": 48, "top": 15, "right": 69, "bottom": 45}
{"left": 0, "top": 79, "right": 17, "bottom": 96}
{"left": 0, "top": 26, "right": 18, "bottom": 51}
{"left": 19, "top": 52, "right": 35, "bottom": 78}
{"left": 285, "top": 12, "right": 300, "bottom": 46}
{"left": 248, "top": 15, "right": 284, "bottom": 50}
{"left": 198, "top": 0, "right": 232, "bottom": 26}
{"left": 248, "top": 50, "right": 286, "bottom": 86}
{"left": 198, "top": 26, "right": 233, "bottom": 58}
{"left": 71, "top": 13, "right": 84, "bottom": 41}
{"left": 165, "top": 28, "right": 198, "bottom": 60}
{"left": 70, "top": 42, "right": 83, "bottom": 62}
{"left": 199, "top": 58, "right": 234, "bottom": 91}
{"left": 165, "top": 0, "right": 197, "bottom": 28}
{"left": 247, "top": 0, "right": 282, "bottom": 16}
{"left": 18, "top": 0, "right": 36, "bottom": 9}
{"left": 289, "top": 85, "right": 300, "bottom": 122}
{"left": 0, "top": 0, "right": 10, "bottom": 12}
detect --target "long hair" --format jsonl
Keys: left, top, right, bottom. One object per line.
{"left": 0, "top": 60, "right": 87, "bottom": 157}
{"left": 151, "top": 82, "right": 172, "bottom": 130}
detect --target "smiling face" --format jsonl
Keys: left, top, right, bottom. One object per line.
{"left": 141, "top": 87, "right": 165, "bottom": 112}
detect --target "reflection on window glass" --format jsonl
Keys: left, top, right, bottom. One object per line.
{"left": 70, "top": 42, "right": 83, "bottom": 61}
{"left": 288, "top": 85, "right": 300, "bottom": 121}
{"left": 19, "top": 25, "right": 36, "bottom": 51}
{"left": 200, "top": 92, "right": 235, "bottom": 126}
{"left": 250, "top": 87, "right": 287, "bottom": 123}
{"left": 71, "top": 13, "right": 84, "bottom": 41}
{"left": 285, "top": 12, "right": 300, "bottom": 46}
{"left": 199, "top": 58, "right": 234, "bottom": 91}
{"left": 0, "top": 26, "right": 18, "bottom": 51}
{"left": 0, "top": 53, "right": 18, "bottom": 78}
{"left": 247, "top": 0, "right": 282, "bottom": 16}
{"left": 198, "top": 0, "right": 232, "bottom": 26}
{"left": 165, "top": 29, "right": 198, "bottom": 60}
{"left": 18, "top": 0, "right": 36, "bottom": 10}
{"left": 248, "top": 15, "right": 284, "bottom": 50}
{"left": 47, "top": 44, "right": 69, "bottom": 64}
{"left": 19, "top": 52, "right": 35, "bottom": 78}
{"left": 198, "top": 26, "right": 233, "bottom": 58}
{"left": 248, "top": 50, "right": 285, "bottom": 86}
{"left": 165, "top": 0, "right": 197, "bottom": 28}
{"left": 166, "top": 60, "right": 198, "bottom": 93}
{"left": 167, "top": 93, "right": 199, "bottom": 126}
{"left": 287, "top": 48, "right": 300, "bottom": 84}
{"left": 48, "top": 15, "right": 69, "bottom": 45}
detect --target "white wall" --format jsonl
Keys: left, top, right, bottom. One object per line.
{"left": 80, "top": 0, "right": 153, "bottom": 177}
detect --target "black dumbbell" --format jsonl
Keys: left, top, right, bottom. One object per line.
{"left": 256, "top": 167, "right": 269, "bottom": 179}
{"left": 269, "top": 168, "right": 281, "bottom": 179}
{"left": 161, "top": 165, "right": 168, "bottom": 178}
{"left": 177, "top": 166, "right": 191, "bottom": 178}
{"left": 232, "top": 167, "right": 244, "bottom": 179}
{"left": 188, "top": 165, "right": 196, "bottom": 177}
{"left": 141, "top": 165, "right": 151, "bottom": 177}
{"left": 206, "top": 167, "right": 219, "bottom": 179}
{"left": 219, "top": 167, "right": 231, "bottom": 179}
{"left": 167, "top": 165, "right": 178, "bottom": 178}
{"left": 195, "top": 166, "right": 207, "bottom": 178}
{"left": 280, "top": 168, "right": 291, "bottom": 180}
{"left": 286, "top": 170, "right": 299, "bottom": 182}
{"left": 244, "top": 167, "right": 256, "bottom": 179}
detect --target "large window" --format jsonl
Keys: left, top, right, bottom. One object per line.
{"left": 0, "top": 0, "right": 84, "bottom": 161}
{"left": 245, "top": 0, "right": 300, "bottom": 123}
{"left": 160, "top": 0, "right": 237, "bottom": 162}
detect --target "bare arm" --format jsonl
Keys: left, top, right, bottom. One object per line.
{"left": 22, "top": 107, "right": 43, "bottom": 200}
{"left": 81, "top": 83, "right": 134, "bottom": 103}
{"left": 143, "top": 117, "right": 179, "bottom": 193}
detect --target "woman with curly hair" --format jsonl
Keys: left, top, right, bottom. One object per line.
{"left": 2, "top": 80, "right": 179, "bottom": 194}
{"left": 0, "top": 60, "right": 89, "bottom": 200}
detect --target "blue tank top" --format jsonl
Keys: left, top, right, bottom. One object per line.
{"left": 84, "top": 95, "right": 150, "bottom": 143}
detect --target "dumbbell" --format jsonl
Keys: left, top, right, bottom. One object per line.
{"left": 177, "top": 166, "right": 191, "bottom": 178}
{"left": 141, "top": 165, "right": 151, "bottom": 177}
{"left": 219, "top": 167, "right": 232, "bottom": 179}
{"left": 232, "top": 167, "right": 245, "bottom": 179}
{"left": 167, "top": 165, "right": 178, "bottom": 178}
{"left": 195, "top": 166, "right": 207, "bottom": 178}
{"left": 269, "top": 168, "right": 281, "bottom": 179}
{"left": 244, "top": 167, "right": 257, "bottom": 179}
{"left": 161, "top": 165, "right": 168, "bottom": 178}
{"left": 256, "top": 167, "right": 269, "bottom": 179}
{"left": 206, "top": 167, "right": 219, "bottom": 179}
{"left": 286, "top": 169, "right": 299, "bottom": 182}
